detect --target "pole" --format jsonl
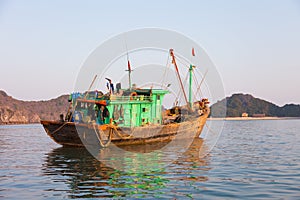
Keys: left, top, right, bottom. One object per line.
{"left": 189, "top": 64, "right": 193, "bottom": 109}
{"left": 67, "top": 74, "right": 98, "bottom": 122}
{"left": 84, "top": 74, "right": 98, "bottom": 99}
{"left": 169, "top": 49, "right": 191, "bottom": 111}
{"left": 125, "top": 39, "right": 132, "bottom": 90}
{"left": 129, "top": 70, "right": 131, "bottom": 90}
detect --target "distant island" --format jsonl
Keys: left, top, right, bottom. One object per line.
{"left": 210, "top": 93, "right": 300, "bottom": 118}
{"left": 0, "top": 90, "right": 299, "bottom": 124}
{"left": 0, "top": 90, "right": 68, "bottom": 124}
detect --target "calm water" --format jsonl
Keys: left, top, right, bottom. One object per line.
{"left": 0, "top": 120, "right": 300, "bottom": 199}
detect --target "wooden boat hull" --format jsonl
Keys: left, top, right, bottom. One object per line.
{"left": 41, "top": 112, "right": 209, "bottom": 147}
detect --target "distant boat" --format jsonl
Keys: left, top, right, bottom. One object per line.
{"left": 41, "top": 49, "right": 210, "bottom": 147}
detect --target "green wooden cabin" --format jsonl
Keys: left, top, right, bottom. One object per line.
{"left": 71, "top": 89, "right": 168, "bottom": 127}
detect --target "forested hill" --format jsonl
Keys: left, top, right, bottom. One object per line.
{"left": 0, "top": 90, "right": 69, "bottom": 124}
{"left": 210, "top": 93, "right": 300, "bottom": 118}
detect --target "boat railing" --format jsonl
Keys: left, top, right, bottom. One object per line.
{"left": 110, "top": 95, "right": 152, "bottom": 102}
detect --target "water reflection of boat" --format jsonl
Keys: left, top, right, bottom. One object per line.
{"left": 43, "top": 146, "right": 115, "bottom": 198}
{"left": 42, "top": 138, "right": 210, "bottom": 198}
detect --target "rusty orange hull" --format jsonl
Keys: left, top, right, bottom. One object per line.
{"left": 41, "top": 111, "right": 208, "bottom": 147}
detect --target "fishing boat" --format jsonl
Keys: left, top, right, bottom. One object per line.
{"left": 41, "top": 49, "right": 210, "bottom": 147}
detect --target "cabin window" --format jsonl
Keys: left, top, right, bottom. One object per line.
{"left": 142, "top": 118, "right": 145, "bottom": 122}
{"left": 157, "top": 95, "right": 160, "bottom": 100}
{"left": 142, "top": 108, "right": 146, "bottom": 112}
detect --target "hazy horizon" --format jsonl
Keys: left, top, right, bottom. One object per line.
{"left": 1, "top": 0, "right": 299, "bottom": 106}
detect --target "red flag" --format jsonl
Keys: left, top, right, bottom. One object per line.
{"left": 192, "top": 48, "right": 195, "bottom": 56}
{"left": 127, "top": 60, "right": 131, "bottom": 71}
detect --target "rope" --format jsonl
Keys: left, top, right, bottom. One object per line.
{"left": 106, "top": 124, "right": 134, "bottom": 139}
{"left": 160, "top": 53, "right": 170, "bottom": 88}
{"left": 52, "top": 122, "right": 68, "bottom": 134}
{"left": 175, "top": 70, "right": 189, "bottom": 105}
{"left": 93, "top": 123, "right": 112, "bottom": 147}
{"left": 195, "top": 69, "right": 208, "bottom": 99}
{"left": 92, "top": 123, "right": 135, "bottom": 147}
{"left": 192, "top": 70, "right": 203, "bottom": 101}
{"left": 175, "top": 56, "right": 190, "bottom": 70}
{"left": 205, "top": 123, "right": 219, "bottom": 136}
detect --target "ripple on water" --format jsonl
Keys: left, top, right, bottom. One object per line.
{"left": 0, "top": 121, "right": 300, "bottom": 199}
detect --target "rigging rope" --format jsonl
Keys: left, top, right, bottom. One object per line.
{"left": 160, "top": 53, "right": 170, "bottom": 89}
{"left": 93, "top": 123, "right": 112, "bottom": 147}
{"left": 204, "top": 123, "right": 219, "bottom": 137}
{"left": 192, "top": 70, "right": 202, "bottom": 101}
{"left": 195, "top": 69, "right": 208, "bottom": 99}
{"left": 175, "top": 56, "right": 190, "bottom": 69}
{"left": 175, "top": 70, "right": 189, "bottom": 106}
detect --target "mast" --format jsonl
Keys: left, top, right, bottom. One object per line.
{"left": 84, "top": 75, "right": 97, "bottom": 99}
{"left": 169, "top": 49, "right": 191, "bottom": 110}
{"left": 125, "top": 41, "right": 133, "bottom": 90}
{"left": 126, "top": 60, "right": 132, "bottom": 90}
{"left": 189, "top": 64, "right": 193, "bottom": 108}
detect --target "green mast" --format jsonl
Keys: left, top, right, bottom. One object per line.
{"left": 189, "top": 64, "right": 193, "bottom": 109}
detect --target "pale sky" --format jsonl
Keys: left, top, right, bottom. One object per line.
{"left": 0, "top": 0, "right": 300, "bottom": 106}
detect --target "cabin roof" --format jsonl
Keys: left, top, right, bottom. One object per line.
{"left": 151, "top": 89, "right": 169, "bottom": 94}
{"left": 76, "top": 98, "right": 108, "bottom": 106}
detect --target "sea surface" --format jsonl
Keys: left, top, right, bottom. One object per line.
{"left": 0, "top": 120, "right": 299, "bottom": 199}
